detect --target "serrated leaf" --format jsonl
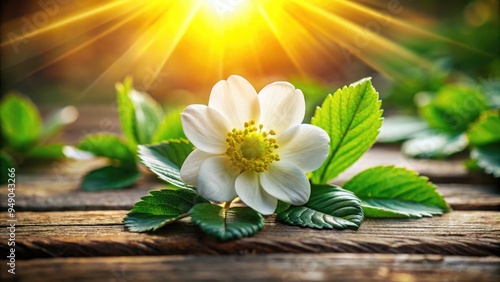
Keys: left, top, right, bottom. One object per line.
{"left": 26, "top": 144, "right": 65, "bottom": 159}
{"left": 343, "top": 166, "right": 450, "bottom": 218}
{"left": 152, "top": 107, "right": 186, "bottom": 142}
{"left": 0, "top": 93, "right": 42, "bottom": 150}
{"left": 138, "top": 140, "right": 194, "bottom": 189}
{"left": 124, "top": 188, "right": 209, "bottom": 232}
{"left": 467, "top": 110, "right": 500, "bottom": 147}
{"left": 77, "top": 133, "right": 136, "bottom": 169}
{"left": 0, "top": 151, "right": 15, "bottom": 185}
{"left": 277, "top": 184, "right": 363, "bottom": 230}
{"left": 116, "top": 77, "right": 137, "bottom": 148}
{"left": 471, "top": 144, "right": 500, "bottom": 178}
{"left": 402, "top": 133, "right": 468, "bottom": 159}
{"left": 311, "top": 78, "right": 383, "bottom": 184}
{"left": 81, "top": 166, "right": 141, "bottom": 191}
{"left": 190, "top": 203, "right": 264, "bottom": 241}
{"left": 377, "top": 116, "right": 430, "bottom": 143}
{"left": 419, "top": 84, "right": 489, "bottom": 134}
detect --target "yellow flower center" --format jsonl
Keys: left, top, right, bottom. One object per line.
{"left": 226, "top": 120, "right": 280, "bottom": 173}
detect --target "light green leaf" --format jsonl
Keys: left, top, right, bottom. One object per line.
{"left": 377, "top": 116, "right": 430, "bottom": 143}
{"left": 152, "top": 107, "right": 186, "bottom": 142}
{"left": 0, "top": 151, "right": 15, "bottom": 185}
{"left": 81, "top": 166, "right": 141, "bottom": 191}
{"left": 274, "top": 201, "right": 291, "bottom": 213}
{"left": 471, "top": 144, "right": 500, "bottom": 178}
{"left": 124, "top": 188, "right": 209, "bottom": 232}
{"left": 402, "top": 133, "right": 468, "bottom": 159}
{"left": 277, "top": 184, "right": 363, "bottom": 230}
{"left": 116, "top": 77, "right": 137, "bottom": 148}
{"left": 138, "top": 140, "right": 194, "bottom": 189}
{"left": 0, "top": 93, "right": 42, "bottom": 150}
{"left": 467, "top": 110, "right": 500, "bottom": 147}
{"left": 129, "top": 88, "right": 164, "bottom": 144}
{"left": 41, "top": 106, "right": 78, "bottom": 140}
{"left": 419, "top": 84, "right": 489, "bottom": 134}
{"left": 26, "top": 144, "right": 65, "bottom": 159}
{"left": 343, "top": 166, "right": 450, "bottom": 218}
{"left": 77, "top": 133, "right": 136, "bottom": 169}
{"left": 311, "top": 77, "right": 383, "bottom": 184}
{"left": 190, "top": 203, "right": 264, "bottom": 241}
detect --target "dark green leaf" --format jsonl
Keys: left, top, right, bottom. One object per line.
{"left": 77, "top": 133, "right": 136, "bottom": 169}
{"left": 152, "top": 108, "right": 186, "bottom": 142}
{"left": 26, "top": 144, "right": 65, "bottom": 160}
{"left": 377, "top": 116, "right": 430, "bottom": 143}
{"left": 402, "top": 133, "right": 468, "bottom": 159}
{"left": 138, "top": 140, "right": 194, "bottom": 189}
{"left": 190, "top": 203, "right": 264, "bottom": 241}
{"left": 0, "top": 93, "right": 42, "bottom": 150}
{"left": 311, "top": 78, "right": 383, "bottom": 184}
{"left": 277, "top": 184, "right": 363, "bottom": 230}
{"left": 467, "top": 110, "right": 500, "bottom": 147}
{"left": 419, "top": 84, "right": 489, "bottom": 134}
{"left": 0, "top": 151, "right": 15, "bottom": 185}
{"left": 124, "top": 187, "right": 209, "bottom": 232}
{"left": 41, "top": 106, "right": 78, "bottom": 140}
{"left": 471, "top": 144, "right": 500, "bottom": 178}
{"left": 81, "top": 166, "right": 141, "bottom": 191}
{"left": 343, "top": 166, "right": 450, "bottom": 218}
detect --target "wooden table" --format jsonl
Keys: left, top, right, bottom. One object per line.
{"left": 1, "top": 106, "right": 499, "bottom": 281}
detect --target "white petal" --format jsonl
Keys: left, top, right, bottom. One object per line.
{"left": 259, "top": 161, "right": 310, "bottom": 205}
{"left": 180, "top": 149, "right": 215, "bottom": 186}
{"left": 258, "top": 82, "right": 305, "bottom": 136}
{"left": 235, "top": 171, "right": 277, "bottom": 215}
{"left": 197, "top": 156, "right": 239, "bottom": 202}
{"left": 209, "top": 75, "right": 260, "bottom": 129}
{"left": 181, "top": 105, "right": 230, "bottom": 154}
{"left": 276, "top": 124, "right": 330, "bottom": 172}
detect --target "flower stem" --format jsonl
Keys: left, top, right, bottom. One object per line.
{"left": 222, "top": 200, "right": 232, "bottom": 224}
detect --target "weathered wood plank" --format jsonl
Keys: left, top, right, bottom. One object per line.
{"left": 2, "top": 181, "right": 498, "bottom": 211}
{"left": 1, "top": 211, "right": 498, "bottom": 258}
{"left": 2, "top": 254, "right": 499, "bottom": 282}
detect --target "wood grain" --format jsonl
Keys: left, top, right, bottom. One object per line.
{"left": 1, "top": 211, "right": 498, "bottom": 258}
{"left": 2, "top": 254, "right": 499, "bottom": 282}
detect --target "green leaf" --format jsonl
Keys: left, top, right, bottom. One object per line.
{"left": 81, "top": 166, "right": 141, "bottom": 191}
{"left": 116, "top": 78, "right": 137, "bottom": 148}
{"left": 129, "top": 88, "right": 164, "bottom": 144}
{"left": 26, "top": 144, "right": 65, "bottom": 159}
{"left": 41, "top": 106, "right": 78, "bottom": 140}
{"left": 343, "top": 166, "right": 450, "bottom": 218}
{"left": 0, "top": 151, "right": 15, "bottom": 185}
{"left": 138, "top": 140, "right": 194, "bottom": 189}
{"left": 152, "top": 107, "right": 186, "bottom": 142}
{"left": 274, "top": 201, "right": 291, "bottom": 213}
{"left": 0, "top": 93, "right": 42, "bottom": 150}
{"left": 277, "top": 184, "right": 363, "bottom": 230}
{"left": 311, "top": 78, "right": 383, "bottom": 184}
{"left": 124, "top": 187, "right": 209, "bottom": 232}
{"left": 190, "top": 203, "right": 264, "bottom": 241}
{"left": 419, "top": 84, "right": 489, "bottom": 134}
{"left": 377, "top": 116, "right": 430, "bottom": 143}
{"left": 77, "top": 133, "right": 136, "bottom": 169}
{"left": 471, "top": 144, "right": 500, "bottom": 178}
{"left": 467, "top": 110, "right": 500, "bottom": 147}
{"left": 402, "top": 133, "right": 468, "bottom": 159}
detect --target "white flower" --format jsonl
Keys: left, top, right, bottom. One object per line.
{"left": 180, "top": 75, "right": 330, "bottom": 215}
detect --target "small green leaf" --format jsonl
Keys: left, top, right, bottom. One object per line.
{"left": 190, "top": 203, "right": 264, "bottom": 241}
{"left": 129, "top": 89, "right": 164, "bottom": 144}
{"left": 311, "top": 78, "right": 383, "bottom": 184}
{"left": 471, "top": 144, "right": 500, "bottom": 178}
{"left": 26, "top": 144, "right": 65, "bottom": 159}
{"left": 419, "top": 84, "right": 489, "bottom": 134}
{"left": 377, "top": 116, "right": 430, "bottom": 143}
{"left": 41, "top": 106, "right": 78, "bottom": 140}
{"left": 0, "top": 151, "right": 15, "bottom": 185}
{"left": 343, "top": 166, "right": 450, "bottom": 218}
{"left": 274, "top": 201, "right": 291, "bottom": 213}
{"left": 0, "top": 93, "right": 42, "bottom": 150}
{"left": 277, "top": 184, "right": 363, "bottom": 230}
{"left": 77, "top": 133, "right": 136, "bottom": 169}
{"left": 124, "top": 187, "right": 209, "bottom": 232}
{"left": 81, "top": 166, "right": 141, "bottom": 191}
{"left": 152, "top": 107, "right": 186, "bottom": 142}
{"left": 116, "top": 77, "right": 137, "bottom": 148}
{"left": 467, "top": 110, "right": 500, "bottom": 147}
{"left": 402, "top": 133, "right": 468, "bottom": 159}
{"left": 138, "top": 140, "right": 194, "bottom": 189}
